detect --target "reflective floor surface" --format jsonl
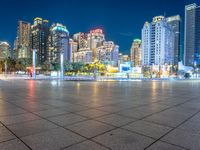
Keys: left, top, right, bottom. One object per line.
{"left": 0, "top": 80, "right": 200, "bottom": 150}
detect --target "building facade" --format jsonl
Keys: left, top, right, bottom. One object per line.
{"left": 0, "top": 42, "right": 10, "bottom": 59}
{"left": 31, "top": 17, "right": 49, "bottom": 65}
{"left": 48, "top": 23, "right": 71, "bottom": 63}
{"left": 87, "top": 29, "right": 105, "bottom": 61}
{"left": 73, "top": 32, "right": 87, "bottom": 49}
{"left": 73, "top": 49, "right": 93, "bottom": 63}
{"left": 142, "top": 16, "right": 174, "bottom": 66}
{"left": 184, "top": 3, "right": 200, "bottom": 66}
{"left": 130, "top": 39, "right": 142, "bottom": 67}
{"left": 96, "top": 41, "right": 119, "bottom": 66}
{"left": 167, "top": 15, "right": 181, "bottom": 65}
{"left": 72, "top": 29, "right": 119, "bottom": 65}
{"left": 16, "top": 21, "right": 31, "bottom": 59}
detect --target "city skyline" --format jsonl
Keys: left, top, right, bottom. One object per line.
{"left": 0, "top": 0, "right": 198, "bottom": 54}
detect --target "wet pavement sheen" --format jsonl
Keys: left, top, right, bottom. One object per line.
{"left": 0, "top": 80, "right": 200, "bottom": 150}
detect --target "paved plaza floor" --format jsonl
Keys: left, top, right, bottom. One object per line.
{"left": 0, "top": 79, "right": 200, "bottom": 150}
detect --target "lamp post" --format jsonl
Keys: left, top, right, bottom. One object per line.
{"left": 4, "top": 59, "right": 7, "bottom": 75}
{"left": 194, "top": 61, "right": 197, "bottom": 78}
{"left": 33, "top": 49, "right": 37, "bottom": 80}
{"left": 60, "top": 52, "right": 64, "bottom": 80}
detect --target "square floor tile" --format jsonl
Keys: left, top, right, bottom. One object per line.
{"left": 178, "top": 120, "right": 200, "bottom": 135}
{"left": 0, "top": 107, "right": 27, "bottom": 117}
{"left": 0, "top": 113, "right": 40, "bottom": 125}
{"left": 162, "top": 129, "right": 200, "bottom": 150}
{"left": 64, "top": 140, "right": 109, "bottom": 150}
{"left": 0, "top": 126, "right": 15, "bottom": 143}
{"left": 66, "top": 120, "right": 115, "bottom": 138}
{"left": 0, "top": 139, "right": 29, "bottom": 150}
{"left": 34, "top": 109, "right": 69, "bottom": 118}
{"left": 59, "top": 105, "right": 90, "bottom": 113}
{"left": 93, "top": 128, "right": 155, "bottom": 150}
{"left": 8, "top": 119, "right": 58, "bottom": 137}
{"left": 75, "top": 109, "right": 109, "bottom": 118}
{"left": 22, "top": 128, "right": 85, "bottom": 150}
{"left": 48, "top": 113, "right": 88, "bottom": 126}
{"left": 133, "top": 104, "right": 169, "bottom": 114}
{"left": 123, "top": 120, "right": 172, "bottom": 139}
{"left": 18, "top": 103, "right": 54, "bottom": 112}
{"left": 117, "top": 109, "right": 153, "bottom": 119}
{"left": 96, "top": 114, "right": 135, "bottom": 127}
{"left": 146, "top": 141, "right": 186, "bottom": 150}
{"left": 144, "top": 111, "right": 190, "bottom": 128}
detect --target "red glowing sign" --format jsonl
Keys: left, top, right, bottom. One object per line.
{"left": 90, "top": 29, "right": 103, "bottom": 34}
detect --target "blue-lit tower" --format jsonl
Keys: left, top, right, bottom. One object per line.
{"left": 48, "top": 23, "right": 71, "bottom": 63}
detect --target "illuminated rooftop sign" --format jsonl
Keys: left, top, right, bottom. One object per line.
{"left": 0, "top": 42, "right": 9, "bottom": 46}
{"left": 52, "top": 25, "right": 69, "bottom": 33}
{"left": 90, "top": 29, "right": 103, "bottom": 34}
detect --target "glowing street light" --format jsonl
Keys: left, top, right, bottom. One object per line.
{"left": 33, "top": 49, "right": 37, "bottom": 80}
{"left": 60, "top": 52, "right": 64, "bottom": 80}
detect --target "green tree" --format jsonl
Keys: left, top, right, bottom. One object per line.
{"left": 72, "top": 62, "right": 84, "bottom": 74}
{"left": 42, "top": 61, "right": 51, "bottom": 72}
{"left": 0, "top": 59, "right": 4, "bottom": 73}
{"left": 64, "top": 61, "right": 73, "bottom": 72}
{"left": 6, "top": 57, "right": 16, "bottom": 72}
{"left": 142, "top": 66, "right": 151, "bottom": 78}
{"left": 51, "top": 62, "right": 60, "bottom": 71}
{"left": 15, "top": 58, "right": 32, "bottom": 71}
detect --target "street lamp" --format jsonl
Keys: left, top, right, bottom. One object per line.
{"left": 4, "top": 59, "right": 7, "bottom": 75}
{"left": 193, "top": 61, "right": 197, "bottom": 78}
{"left": 33, "top": 49, "right": 37, "bottom": 80}
{"left": 60, "top": 52, "right": 64, "bottom": 80}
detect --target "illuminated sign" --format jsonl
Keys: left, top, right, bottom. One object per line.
{"left": 119, "top": 63, "right": 131, "bottom": 73}
{"left": 52, "top": 26, "right": 69, "bottom": 33}
{"left": 90, "top": 29, "right": 103, "bottom": 34}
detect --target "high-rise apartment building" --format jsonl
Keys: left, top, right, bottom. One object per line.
{"left": 130, "top": 39, "right": 142, "bottom": 67}
{"left": 142, "top": 16, "right": 174, "bottom": 66}
{"left": 184, "top": 3, "right": 200, "bottom": 66}
{"left": 87, "top": 29, "right": 105, "bottom": 61}
{"left": 13, "top": 38, "right": 19, "bottom": 59}
{"left": 31, "top": 17, "right": 49, "bottom": 65}
{"left": 96, "top": 41, "right": 119, "bottom": 66}
{"left": 48, "top": 23, "right": 71, "bottom": 63}
{"left": 72, "top": 29, "right": 119, "bottom": 65}
{"left": 167, "top": 15, "right": 181, "bottom": 65}
{"left": 16, "top": 21, "right": 31, "bottom": 59}
{"left": 73, "top": 32, "right": 87, "bottom": 49}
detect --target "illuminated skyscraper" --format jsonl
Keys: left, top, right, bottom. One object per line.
{"left": 73, "top": 32, "right": 87, "bottom": 49}
{"left": 31, "top": 17, "right": 49, "bottom": 65}
{"left": 184, "top": 3, "right": 200, "bottom": 66}
{"left": 87, "top": 29, "right": 105, "bottom": 61}
{"left": 130, "top": 39, "right": 142, "bottom": 67}
{"left": 167, "top": 15, "right": 181, "bottom": 65}
{"left": 142, "top": 16, "right": 174, "bottom": 66}
{"left": 16, "top": 21, "right": 31, "bottom": 59}
{"left": 69, "top": 39, "right": 78, "bottom": 62}
{"left": 0, "top": 42, "right": 10, "bottom": 59}
{"left": 48, "top": 23, "right": 71, "bottom": 63}
{"left": 13, "top": 38, "right": 19, "bottom": 59}
{"left": 72, "top": 28, "right": 118, "bottom": 64}
{"left": 69, "top": 39, "right": 78, "bottom": 53}
{"left": 96, "top": 41, "right": 119, "bottom": 66}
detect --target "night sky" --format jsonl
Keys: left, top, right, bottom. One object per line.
{"left": 0, "top": 0, "right": 198, "bottom": 54}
